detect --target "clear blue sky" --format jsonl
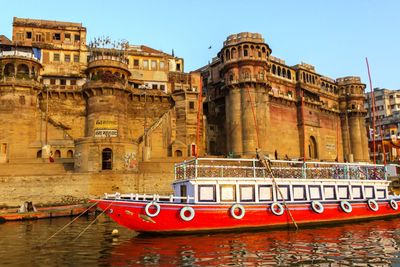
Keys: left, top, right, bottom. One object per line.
{"left": 1, "top": 0, "right": 399, "bottom": 89}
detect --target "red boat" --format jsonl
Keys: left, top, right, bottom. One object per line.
{"left": 94, "top": 157, "right": 400, "bottom": 234}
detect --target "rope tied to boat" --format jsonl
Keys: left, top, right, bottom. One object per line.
{"left": 73, "top": 201, "right": 115, "bottom": 241}
{"left": 256, "top": 148, "right": 299, "bottom": 230}
{"left": 38, "top": 201, "right": 99, "bottom": 248}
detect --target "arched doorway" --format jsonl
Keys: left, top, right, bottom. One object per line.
{"left": 67, "top": 150, "right": 74, "bottom": 158}
{"left": 308, "top": 136, "right": 318, "bottom": 159}
{"left": 174, "top": 150, "right": 182, "bottom": 157}
{"left": 54, "top": 150, "right": 61, "bottom": 158}
{"left": 102, "top": 148, "right": 113, "bottom": 170}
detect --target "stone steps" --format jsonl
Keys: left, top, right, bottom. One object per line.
{"left": 0, "top": 162, "right": 74, "bottom": 176}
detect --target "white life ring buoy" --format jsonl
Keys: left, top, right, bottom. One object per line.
{"left": 145, "top": 202, "right": 161, "bottom": 217}
{"left": 389, "top": 199, "right": 398, "bottom": 210}
{"left": 367, "top": 199, "right": 379, "bottom": 212}
{"left": 271, "top": 202, "right": 284, "bottom": 216}
{"left": 340, "top": 201, "right": 352, "bottom": 213}
{"left": 311, "top": 201, "right": 324, "bottom": 214}
{"left": 180, "top": 206, "right": 195, "bottom": 221}
{"left": 230, "top": 204, "right": 245, "bottom": 219}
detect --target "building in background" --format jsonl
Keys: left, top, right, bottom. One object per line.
{"left": 201, "top": 32, "right": 369, "bottom": 162}
{"left": 365, "top": 88, "right": 400, "bottom": 163}
{"left": 0, "top": 17, "right": 202, "bottom": 172}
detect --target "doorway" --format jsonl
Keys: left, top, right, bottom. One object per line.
{"left": 102, "top": 148, "right": 113, "bottom": 170}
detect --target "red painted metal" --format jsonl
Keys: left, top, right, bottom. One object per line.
{"left": 95, "top": 200, "right": 400, "bottom": 234}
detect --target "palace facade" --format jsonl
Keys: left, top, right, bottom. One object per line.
{"left": 200, "top": 32, "right": 369, "bottom": 162}
{"left": 0, "top": 17, "right": 202, "bottom": 172}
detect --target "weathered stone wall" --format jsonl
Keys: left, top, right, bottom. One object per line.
{"left": 0, "top": 160, "right": 176, "bottom": 208}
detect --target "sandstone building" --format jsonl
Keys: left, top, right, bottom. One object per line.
{"left": 0, "top": 17, "right": 202, "bottom": 172}
{"left": 200, "top": 33, "right": 369, "bottom": 162}
{"left": 0, "top": 19, "right": 371, "bottom": 207}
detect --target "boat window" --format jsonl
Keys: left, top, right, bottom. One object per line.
{"left": 351, "top": 186, "right": 363, "bottom": 200}
{"left": 338, "top": 185, "right": 350, "bottom": 199}
{"left": 198, "top": 185, "right": 216, "bottom": 202}
{"left": 239, "top": 185, "right": 255, "bottom": 202}
{"left": 292, "top": 185, "right": 306, "bottom": 201}
{"left": 276, "top": 185, "right": 291, "bottom": 201}
{"left": 364, "top": 186, "right": 375, "bottom": 199}
{"left": 259, "top": 185, "right": 273, "bottom": 202}
{"left": 220, "top": 185, "right": 236, "bottom": 202}
{"left": 180, "top": 185, "right": 187, "bottom": 203}
{"left": 323, "top": 185, "right": 336, "bottom": 200}
{"left": 376, "top": 189, "right": 386, "bottom": 199}
{"left": 309, "top": 185, "right": 322, "bottom": 200}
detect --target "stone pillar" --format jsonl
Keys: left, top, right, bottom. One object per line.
{"left": 341, "top": 114, "right": 351, "bottom": 161}
{"left": 349, "top": 115, "right": 363, "bottom": 161}
{"left": 360, "top": 117, "right": 370, "bottom": 161}
{"left": 241, "top": 85, "right": 257, "bottom": 155}
{"left": 227, "top": 87, "right": 242, "bottom": 156}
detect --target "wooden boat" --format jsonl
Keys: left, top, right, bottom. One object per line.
{"left": 94, "top": 157, "right": 400, "bottom": 234}
{"left": 0, "top": 204, "right": 94, "bottom": 222}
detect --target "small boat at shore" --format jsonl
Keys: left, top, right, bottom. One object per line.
{"left": 0, "top": 204, "right": 95, "bottom": 222}
{"left": 94, "top": 155, "right": 400, "bottom": 234}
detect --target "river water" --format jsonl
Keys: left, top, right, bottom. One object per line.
{"left": 1, "top": 215, "right": 400, "bottom": 266}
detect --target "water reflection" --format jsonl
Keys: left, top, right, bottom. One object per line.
{"left": 1, "top": 216, "right": 400, "bottom": 266}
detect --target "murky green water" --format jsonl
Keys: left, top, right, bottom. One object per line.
{"left": 1, "top": 215, "right": 400, "bottom": 266}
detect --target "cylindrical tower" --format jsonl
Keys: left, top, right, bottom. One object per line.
{"left": 337, "top": 76, "right": 369, "bottom": 162}
{"left": 0, "top": 49, "right": 42, "bottom": 162}
{"left": 218, "top": 32, "right": 271, "bottom": 157}
{"left": 74, "top": 51, "right": 139, "bottom": 172}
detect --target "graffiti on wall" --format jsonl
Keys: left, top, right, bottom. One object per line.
{"left": 123, "top": 152, "right": 137, "bottom": 169}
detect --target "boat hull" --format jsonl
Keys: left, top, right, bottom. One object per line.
{"left": 95, "top": 199, "right": 400, "bottom": 234}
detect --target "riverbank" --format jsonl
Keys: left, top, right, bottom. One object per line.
{"left": 0, "top": 159, "right": 178, "bottom": 208}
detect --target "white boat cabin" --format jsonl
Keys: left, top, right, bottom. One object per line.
{"left": 172, "top": 158, "right": 390, "bottom": 204}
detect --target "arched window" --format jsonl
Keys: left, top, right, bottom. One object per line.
{"left": 36, "top": 150, "right": 42, "bottom": 158}
{"left": 272, "top": 65, "right": 276, "bottom": 75}
{"left": 4, "top": 63, "right": 15, "bottom": 77}
{"left": 175, "top": 150, "right": 183, "bottom": 157}
{"left": 282, "top": 69, "right": 286, "bottom": 77}
{"left": 67, "top": 150, "right": 74, "bottom": 158}
{"left": 17, "top": 64, "right": 29, "bottom": 78}
{"left": 277, "top": 66, "right": 281, "bottom": 76}
{"left": 54, "top": 150, "right": 61, "bottom": 158}
{"left": 226, "top": 49, "right": 230, "bottom": 60}
{"left": 243, "top": 45, "right": 249, "bottom": 57}
{"left": 308, "top": 136, "right": 318, "bottom": 159}
{"left": 102, "top": 148, "right": 113, "bottom": 170}
{"left": 231, "top": 47, "right": 237, "bottom": 59}
{"left": 287, "top": 70, "right": 291, "bottom": 79}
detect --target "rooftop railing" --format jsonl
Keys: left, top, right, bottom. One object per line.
{"left": 0, "top": 51, "right": 39, "bottom": 60}
{"left": 174, "top": 158, "right": 387, "bottom": 181}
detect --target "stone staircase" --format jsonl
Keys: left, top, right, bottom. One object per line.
{"left": 0, "top": 162, "right": 74, "bottom": 176}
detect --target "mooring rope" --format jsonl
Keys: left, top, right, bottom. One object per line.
{"left": 257, "top": 150, "right": 299, "bottom": 230}
{"left": 73, "top": 201, "right": 115, "bottom": 241}
{"left": 39, "top": 201, "right": 99, "bottom": 247}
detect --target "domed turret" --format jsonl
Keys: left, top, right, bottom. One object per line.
{"left": 217, "top": 32, "right": 271, "bottom": 156}
{"left": 337, "top": 76, "right": 369, "bottom": 162}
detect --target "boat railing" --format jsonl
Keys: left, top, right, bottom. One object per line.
{"left": 104, "top": 192, "right": 195, "bottom": 203}
{"left": 174, "top": 158, "right": 386, "bottom": 181}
